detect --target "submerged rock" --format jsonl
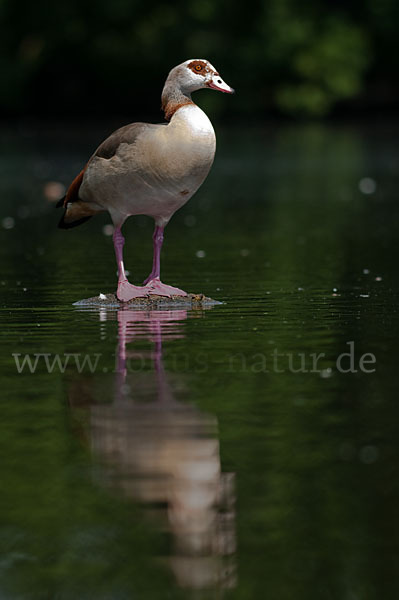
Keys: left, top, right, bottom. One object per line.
{"left": 73, "top": 292, "right": 221, "bottom": 309}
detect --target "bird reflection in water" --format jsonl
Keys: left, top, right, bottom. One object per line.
{"left": 69, "top": 307, "right": 236, "bottom": 592}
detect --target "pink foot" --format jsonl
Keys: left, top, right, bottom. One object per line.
{"left": 145, "top": 277, "right": 187, "bottom": 297}
{"left": 117, "top": 280, "right": 150, "bottom": 302}
{"left": 143, "top": 272, "right": 155, "bottom": 286}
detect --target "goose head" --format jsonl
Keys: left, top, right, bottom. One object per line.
{"left": 166, "top": 59, "right": 234, "bottom": 95}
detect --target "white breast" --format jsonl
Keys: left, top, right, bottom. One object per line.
{"left": 175, "top": 104, "right": 216, "bottom": 138}
{"left": 142, "top": 104, "right": 216, "bottom": 181}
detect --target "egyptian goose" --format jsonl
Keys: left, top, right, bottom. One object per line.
{"left": 58, "top": 59, "right": 234, "bottom": 301}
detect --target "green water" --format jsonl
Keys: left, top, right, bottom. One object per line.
{"left": 1, "top": 121, "right": 399, "bottom": 599}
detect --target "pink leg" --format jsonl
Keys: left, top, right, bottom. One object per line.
{"left": 113, "top": 226, "right": 149, "bottom": 301}
{"left": 143, "top": 225, "right": 163, "bottom": 284}
{"left": 143, "top": 224, "right": 187, "bottom": 297}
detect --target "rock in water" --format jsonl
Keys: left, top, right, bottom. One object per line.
{"left": 73, "top": 293, "right": 221, "bottom": 308}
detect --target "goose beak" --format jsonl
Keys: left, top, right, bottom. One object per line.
{"left": 207, "top": 74, "right": 235, "bottom": 94}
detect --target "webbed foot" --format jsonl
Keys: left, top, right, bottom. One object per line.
{"left": 145, "top": 277, "right": 187, "bottom": 297}
{"left": 117, "top": 280, "right": 150, "bottom": 302}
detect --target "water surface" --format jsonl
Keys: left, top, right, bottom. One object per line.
{"left": 1, "top": 120, "right": 399, "bottom": 599}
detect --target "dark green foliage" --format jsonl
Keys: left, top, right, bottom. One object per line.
{"left": 0, "top": 0, "right": 396, "bottom": 117}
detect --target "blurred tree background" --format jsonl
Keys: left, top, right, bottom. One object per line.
{"left": 0, "top": 0, "right": 398, "bottom": 119}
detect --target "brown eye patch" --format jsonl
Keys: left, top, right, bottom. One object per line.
{"left": 188, "top": 60, "right": 209, "bottom": 75}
